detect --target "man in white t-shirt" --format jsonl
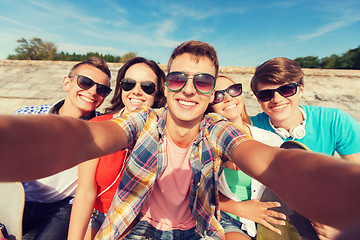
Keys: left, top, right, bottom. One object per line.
{"left": 14, "top": 57, "right": 111, "bottom": 240}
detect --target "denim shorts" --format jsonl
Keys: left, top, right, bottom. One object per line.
{"left": 220, "top": 211, "right": 249, "bottom": 236}
{"left": 124, "top": 220, "right": 211, "bottom": 240}
{"left": 89, "top": 209, "right": 106, "bottom": 231}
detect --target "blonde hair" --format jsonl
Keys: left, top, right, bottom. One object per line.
{"left": 211, "top": 75, "right": 252, "bottom": 125}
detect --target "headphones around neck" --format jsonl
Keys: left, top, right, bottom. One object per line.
{"left": 269, "top": 108, "right": 307, "bottom": 139}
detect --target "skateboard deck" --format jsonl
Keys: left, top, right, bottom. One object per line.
{"left": 256, "top": 140, "right": 319, "bottom": 240}
{"left": 0, "top": 182, "right": 25, "bottom": 240}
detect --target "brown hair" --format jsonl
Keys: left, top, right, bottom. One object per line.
{"left": 69, "top": 57, "right": 111, "bottom": 80}
{"left": 167, "top": 40, "right": 219, "bottom": 77}
{"left": 250, "top": 57, "right": 304, "bottom": 94}
{"left": 104, "top": 57, "right": 166, "bottom": 114}
{"left": 208, "top": 75, "right": 252, "bottom": 125}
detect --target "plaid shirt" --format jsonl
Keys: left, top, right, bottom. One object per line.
{"left": 97, "top": 106, "right": 251, "bottom": 240}
{"left": 13, "top": 99, "right": 101, "bottom": 119}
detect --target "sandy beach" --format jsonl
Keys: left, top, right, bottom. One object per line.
{"left": 0, "top": 60, "right": 359, "bottom": 122}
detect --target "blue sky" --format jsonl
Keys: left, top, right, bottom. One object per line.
{"left": 1, "top": 0, "right": 359, "bottom": 67}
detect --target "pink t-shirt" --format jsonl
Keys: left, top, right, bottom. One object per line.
{"left": 140, "top": 133, "right": 196, "bottom": 230}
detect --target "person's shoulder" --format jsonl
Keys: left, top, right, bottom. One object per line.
{"left": 250, "top": 112, "right": 269, "bottom": 128}
{"left": 112, "top": 106, "right": 165, "bottom": 124}
{"left": 250, "top": 112, "right": 268, "bottom": 121}
{"left": 302, "top": 105, "right": 349, "bottom": 119}
{"left": 13, "top": 104, "right": 52, "bottom": 115}
{"left": 204, "top": 112, "right": 227, "bottom": 122}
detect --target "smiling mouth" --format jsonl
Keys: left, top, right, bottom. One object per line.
{"left": 224, "top": 104, "right": 236, "bottom": 111}
{"left": 271, "top": 104, "right": 287, "bottom": 110}
{"left": 178, "top": 99, "right": 196, "bottom": 107}
{"left": 130, "top": 98, "right": 145, "bottom": 104}
{"left": 79, "top": 95, "right": 95, "bottom": 103}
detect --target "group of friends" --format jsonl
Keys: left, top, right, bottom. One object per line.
{"left": 0, "top": 40, "right": 360, "bottom": 240}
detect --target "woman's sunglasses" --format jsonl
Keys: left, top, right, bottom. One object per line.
{"left": 213, "top": 83, "right": 242, "bottom": 104}
{"left": 165, "top": 72, "right": 216, "bottom": 94}
{"left": 255, "top": 82, "right": 301, "bottom": 102}
{"left": 120, "top": 78, "right": 156, "bottom": 95}
{"left": 71, "top": 75, "right": 112, "bottom": 98}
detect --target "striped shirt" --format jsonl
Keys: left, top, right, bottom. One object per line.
{"left": 97, "top": 106, "right": 251, "bottom": 240}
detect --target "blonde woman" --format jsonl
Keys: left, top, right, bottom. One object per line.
{"left": 209, "top": 75, "right": 285, "bottom": 240}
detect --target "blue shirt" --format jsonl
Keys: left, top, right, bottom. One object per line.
{"left": 251, "top": 105, "right": 360, "bottom": 156}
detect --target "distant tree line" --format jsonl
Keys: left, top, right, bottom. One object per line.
{"left": 294, "top": 45, "right": 360, "bottom": 69}
{"left": 7, "top": 38, "right": 359, "bottom": 69}
{"left": 7, "top": 37, "right": 137, "bottom": 63}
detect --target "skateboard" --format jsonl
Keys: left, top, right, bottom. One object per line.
{"left": 256, "top": 140, "right": 319, "bottom": 240}
{"left": 0, "top": 182, "right": 25, "bottom": 240}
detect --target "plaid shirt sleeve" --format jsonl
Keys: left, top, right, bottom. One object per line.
{"left": 97, "top": 106, "right": 161, "bottom": 240}
{"left": 190, "top": 115, "right": 252, "bottom": 239}
{"left": 208, "top": 119, "right": 252, "bottom": 160}
{"left": 110, "top": 106, "right": 150, "bottom": 150}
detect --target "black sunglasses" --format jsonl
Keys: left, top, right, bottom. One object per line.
{"left": 71, "top": 75, "right": 112, "bottom": 98}
{"left": 213, "top": 83, "right": 242, "bottom": 104}
{"left": 255, "top": 82, "right": 301, "bottom": 102}
{"left": 120, "top": 78, "right": 156, "bottom": 95}
{"left": 165, "top": 72, "right": 216, "bottom": 94}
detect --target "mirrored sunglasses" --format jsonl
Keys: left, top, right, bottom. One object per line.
{"left": 255, "top": 82, "right": 301, "bottom": 102}
{"left": 213, "top": 83, "right": 242, "bottom": 104}
{"left": 120, "top": 78, "right": 156, "bottom": 95}
{"left": 165, "top": 72, "right": 216, "bottom": 94}
{"left": 72, "top": 75, "right": 112, "bottom": 98}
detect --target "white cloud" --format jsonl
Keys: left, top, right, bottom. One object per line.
{"left": 0, "top": 15, "right": 41, "bottom": 31}
{"left": 103, "top": 0, "right": 127, "bottom": 15}
{"left": 297, "top": 12, "right": 360, "bottom": 40}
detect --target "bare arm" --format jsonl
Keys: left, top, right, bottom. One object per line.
{"left": 341, "top": 152, "right": 360, "bottom": 164}
{"left": 68, "top": 158, "right": 99, "bottom": 240}
{"left": 231, "top": 140, "right": 360, "bottom": 230}
{"left": 0, "top": 114, "right": 127, "bottom": 181}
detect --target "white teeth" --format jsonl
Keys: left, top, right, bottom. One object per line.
{"left": 130, "top": 99, "right": 144, "bottom": 103}
{"left": 179, "top": 100, "right": 196, "bottom": 106}
{"left": 273, "top": 105, "right": 286, "bottom": 110}
{"left": 80, "top": 95, "right": 95, "bottom": 103}
{"left": 224, "top": 104, "right": 236, "bottom": 111}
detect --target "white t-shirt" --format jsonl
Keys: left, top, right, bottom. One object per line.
{"left": 23, "top": 166, "right": 78, "bottom": 202}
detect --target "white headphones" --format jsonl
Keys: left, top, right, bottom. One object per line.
{"left": 269, "top": 108, "right": 307, "bottom": 139}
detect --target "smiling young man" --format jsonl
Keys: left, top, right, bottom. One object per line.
{"left": 250, "top": 57, "right": 360, "bottom": 161}
{"left": 250, "top": 57, "right": 360, "bottom": 239}
{"left": 14, "top": 57, "right": 111, "bottom": 240}
{"left": 1, "top": 42, "right": 360, "bottom": 240}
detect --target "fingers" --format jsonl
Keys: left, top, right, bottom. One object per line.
{"left": 263, "top": 200, "right": 281, "bottom": 208}
{"left": 258, "top": 201, "right": 287, "bottom": 226}
{"left": 312, "top": 221, "right": 340, "bottom": 240}
{"left": 266, "top": 209, "right": 287, "bottom": 220}
{"left": 265, "top": 215, "right": 286, "bottom": 226}
{"left": 260, "top": 221, "right": 282, "bottom": 236}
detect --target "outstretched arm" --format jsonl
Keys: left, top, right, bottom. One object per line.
{"left": 231, "top": 140, "right": 360, "bottom": 230}
{"left": 0, "top": 114, "right": 126, "bottom": 181}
